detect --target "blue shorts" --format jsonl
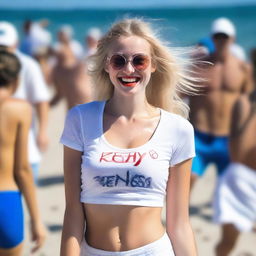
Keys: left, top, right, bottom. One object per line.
{"left": 192, "top": 130, "right": 230, "bottom": 177}
{"left": 0, "top": 191, "right": 24, "bottom": 249}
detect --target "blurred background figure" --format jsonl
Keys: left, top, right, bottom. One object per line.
{"left": 0, "top": 21, "right": 50, "bottom": 184}
{"left": 192, "top": 37, "right": 215, "bottom": 59}
{"left": 213, "top": 48, "right": 256, "bottom": 256}
{"left": 20, "top": 19, "right": 53, "bottom": 85}
{"left": 0, "top": 50, "right": 46, "bottom": 256}
{"left": 230, "top": 43, "right": 247, "bottom": 61}
{"left": 20, "top": 19, "right": 52, "bottom": 58}
{"left": 84, "top": 27, "right": 102, "bottom": 59}
{"left": 189, "top": 17, "right": 253, "bottom": 190}
{"left": 50, "top": 25, "right": 92, "bottom": 110}
{"left": 194, "top": 26, "right": 247, "bottom": 61}
{"left": 54, "top": 24, "right": 84, "bottom": 61}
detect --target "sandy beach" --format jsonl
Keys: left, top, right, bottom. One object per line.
{"left": 23, "top": 100, "right": 256, "bottom": 256}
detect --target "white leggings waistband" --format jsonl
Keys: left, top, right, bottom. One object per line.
{"left": 80, "top": 232, "right": 174, "bottom": 256}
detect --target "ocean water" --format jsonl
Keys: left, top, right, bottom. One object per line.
{"left": 1, "top": 5, "right": 255, "bottom": 57}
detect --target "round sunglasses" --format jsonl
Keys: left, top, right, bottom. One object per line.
{"left": 108, "top": 54, "right": 150, "bottom": 71}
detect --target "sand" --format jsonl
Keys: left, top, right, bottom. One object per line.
{"left": 23, "top": 100, "right": 256, "bottom": 256}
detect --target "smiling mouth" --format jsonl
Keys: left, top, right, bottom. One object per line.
{"left": 118, "top": 77, "right": 141, "bottom": 87}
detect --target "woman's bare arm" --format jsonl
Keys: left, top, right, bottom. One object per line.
{"left": 166, "top": 159, "right": 197, "bottom": 256}
{"left": 60, "top": 146, "right": 85, "bottom": 256}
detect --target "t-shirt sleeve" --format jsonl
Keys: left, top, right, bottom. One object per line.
{"left": 169, "top": 120, "right": 195, "bottom": 167}
{"left": 60, "top": 106, "right": 84, "bottom": 151}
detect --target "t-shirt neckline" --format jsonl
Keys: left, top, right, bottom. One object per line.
{"left": 99, "top": 101, "right": 163, "bottom": 151}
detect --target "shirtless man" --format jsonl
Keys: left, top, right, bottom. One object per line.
{"left": 50, "top": 28, "right": 92, "bottom": 110}
{"left": 0, "top": 50, "right": 46, "bottom": 255}
{"left": 190, "top": 18, "right": 253, "bottom": 187}
{"left": 213, "top": 48, "right": 256, "bottom": 256}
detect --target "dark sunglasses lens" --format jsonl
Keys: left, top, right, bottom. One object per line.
{"left": 133, "top": 55, "right": 149, "bottom": 70}
{"left": 213, "top": 33, "right": 229, "bottom": 40}
{"left": 110, "top": 55, "right": 126, "bottom": 69}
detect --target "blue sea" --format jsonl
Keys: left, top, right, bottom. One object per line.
{"left": 1, "top": 5, "right": 255, "bottom": 57}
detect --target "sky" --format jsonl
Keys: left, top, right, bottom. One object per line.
{"left": 0, "top": 0, "right": 256, "bottom": 9}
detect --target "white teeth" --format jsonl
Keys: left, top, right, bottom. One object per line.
{"left": 121, "top": 78, "right": 137, "bottom": 82}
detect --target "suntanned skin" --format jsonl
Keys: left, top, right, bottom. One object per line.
{"left": 229, "top": 91, "right": 256, "bottom": 169}
{"left": 0, "top": 85, "right": 46, "bottom": 255}
{"left": 190, "top": 49, "right": 252, "bottom": 136}
{"left": 215, "top": 90, "right": 256, "bottom": 256}
{"left": 50, "top": 42, "right": 92, "bottom": 110}
{"left": 5, "top": 45, "right": 49, "bottom": 154}
{"left": 215, "top": 49, "right": 256, "bottom": 256}
{"left": 189, "top": 35, "right": 253, "bottom": 187}
{"left": 61, "top": 36, "right": 196, "bottom": 256}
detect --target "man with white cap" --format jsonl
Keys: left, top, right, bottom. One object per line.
{"left": 189, "top": 18, "right": 253, "bottom": 189}
{"left": 84, "top": 27, "right": 102, "bottom": 59}
{"left": 0, "top": 21, "right": 50, "bottom": 183}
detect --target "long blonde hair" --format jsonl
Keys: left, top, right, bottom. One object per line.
{"left": 88, "top": 18, "right": 199, "bottom": 119}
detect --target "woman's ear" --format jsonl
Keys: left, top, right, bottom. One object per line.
{"left": 151, "top": 61, "right": 156, "bottom": 73}
{"left": 104, "top": 61, "right": 109, "bottom": 73}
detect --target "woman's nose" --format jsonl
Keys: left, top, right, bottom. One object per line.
{"left": 123, "top": 60, "right": 135, "bottom": 73}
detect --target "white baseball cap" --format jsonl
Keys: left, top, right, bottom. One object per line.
{"left": 0, "top": 22, "right": 18, "bottom": 47}
{"left": 87, "top": 27, "right": 102, "bottom": 41}
{"left": 59, "top": 25, "right": 73, "bottom": 38}
{"left": 211, "top": 18, "right": 236, "bottom": 37}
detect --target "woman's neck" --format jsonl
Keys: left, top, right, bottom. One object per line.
{"left": 106, "top": 94, "right": 156, "bottom": 120}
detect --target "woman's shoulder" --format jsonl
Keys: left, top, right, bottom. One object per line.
{"left": 160, "top": 110, "right": 194, "bottom": 149}
{"left": 69, "top": 100, "right": 105, "bottom": 113}
{"left": 66, "top": 101, "right": 105, "bottom": 122}
{"left": 161, "top": 109, "right": 193, "bottom": 130}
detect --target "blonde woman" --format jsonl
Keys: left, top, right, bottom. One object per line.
{"left": 0, "top": 50, "right": 46, "bottom": 255}
{"left": 60, "top": 18, "right": 197, "bottom": 256}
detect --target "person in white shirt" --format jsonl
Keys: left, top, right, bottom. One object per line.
{"left": 0, "top": 21, "right": 50, "bottom": 183}
{"left": 60, "top": 18, "right": 198, "bottom": 256}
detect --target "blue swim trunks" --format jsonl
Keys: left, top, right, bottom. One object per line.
{"left": 192, "top": 130, "right": 230, "bottom": 177}
{"left": 0, "top": 191, "right": 24, "bottom": 249}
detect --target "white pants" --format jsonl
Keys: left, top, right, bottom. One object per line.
{"left": 213, "top": 162, "right": 256, "bottom": 232}
{"left": 80, "top": 232, "right": 174, "bottom": 256}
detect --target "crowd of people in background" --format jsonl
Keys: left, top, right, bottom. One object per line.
{"left": 0, "top": 16, "right": 255, "bottom": 256}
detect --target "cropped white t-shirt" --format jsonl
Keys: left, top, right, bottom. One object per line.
{"left": 60, "top": 101, "right": 195, "bottom": 207}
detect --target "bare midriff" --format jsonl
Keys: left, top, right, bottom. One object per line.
{"left": 83, "top": 204, "right": 165, "bottom": 251}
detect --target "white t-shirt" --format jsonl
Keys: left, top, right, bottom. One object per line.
{"left": 13, "top": 50, "right": 50, "bottom": 164}
{"left": 60, "top": 101, "right": 195, "bottom": 207}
